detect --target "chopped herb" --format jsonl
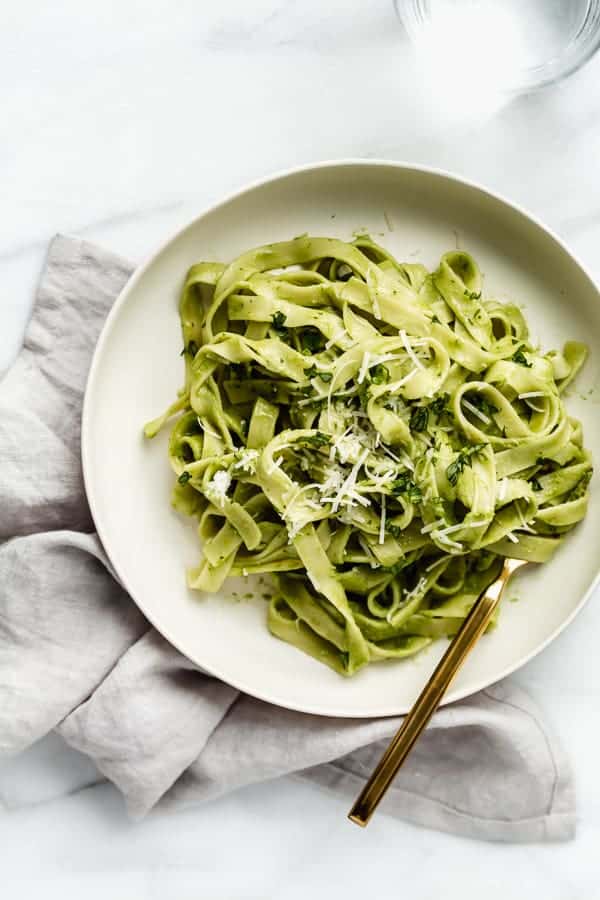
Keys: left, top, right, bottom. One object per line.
{"left": 370, "top": 364, "right": 389, "bottom": 384}
{"left": 385, "top": 521, "right": 403, "bottom": 539}
{"left": 530, "top": 477, "right": 543, "bottom": 491}
{"left": 305, "top": 363, "right": 333, "bottom": 383}
{"left": 358, "top": 380, "right": 371, "bottom": 408}
{"left": 512, "top": 346, "right": 532, "bottom": 367}
{"left": 431, "top": 314, "right": 441, "bottom": 324}
{"left": 391, "top": 473, "right": 423, "bottom": 504}
{"left": 409, "top": 406, "right": 429, "bottom": 432}
{"left": 271, "top": 311, "right": 287, "bottom": 332}
{"left": 464, "top": 289, "right": 482, "bottom": 300}
{"left": 446, "top": 443, "right": 487, "bottom": 486}
{"left": 178, "top": 471, "right": 192, "bottom": 485}
{"left": 297, "top": 431, "right": 331, "bottom": 448}
{"left": 429, "top": 392, "right": 452, "bottom": 418}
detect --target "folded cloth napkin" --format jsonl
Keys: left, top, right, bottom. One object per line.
{"left": 0, "top": 235, "right": 575, "bottom": 842}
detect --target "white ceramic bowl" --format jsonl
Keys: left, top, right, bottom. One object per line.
{"left": 82, "top": 160, "right": 600, "bottom": 717}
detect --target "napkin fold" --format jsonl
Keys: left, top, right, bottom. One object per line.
{"left": 0, "top": 235, "right": 575, "bottom": 841}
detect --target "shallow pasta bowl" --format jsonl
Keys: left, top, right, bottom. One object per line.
{"left": 82, "top": 160, "right": 600, "bottom": 717}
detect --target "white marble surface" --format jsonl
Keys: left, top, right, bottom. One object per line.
{"left": 2, "top": 1, "right": 600, "bottom": 895}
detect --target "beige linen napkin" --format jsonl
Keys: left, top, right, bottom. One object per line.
{"left": 0, "top": 235, "right": 575, "bottom": 841}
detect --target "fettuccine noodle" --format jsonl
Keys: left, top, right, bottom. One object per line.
{"left": 144, "top": 235, "right": 592, "bottom": 676}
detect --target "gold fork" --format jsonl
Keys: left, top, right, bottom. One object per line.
{"left": 348, "top": 556, "right": 528, "bottom": 827}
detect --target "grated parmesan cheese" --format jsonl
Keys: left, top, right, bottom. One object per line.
{"left": 420, "top": 518, "right": 446, "bottom": 535}
{"left": 233, "top": 448, "right": 260, "bottom": 473}
{"left": 400, "top": 329, "right": 425, "bottom": 370}
{"left": 461, "top": 397, "right": 490, "bottom": 425}
{"left": 379, "top": 493, "right": 386, "bottom": 545}
{"left": 205, "top": 470, "right": 231, "bottom": 507}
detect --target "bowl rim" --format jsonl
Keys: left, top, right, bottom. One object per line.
{"left": 82, "top": 158, "right": 600, "bottom": 716}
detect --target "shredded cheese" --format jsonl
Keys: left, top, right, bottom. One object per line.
{"left": 205, "top": 470, "right": 231, "bottom": 507}
{"left": 420, "top": 518, "right": 446, "bottom": 535}
{"left": 461, "top": 397, "right": 491, "bottom": 425}
{"left": 379, "top": 493, "right": 386, "bottom": 545}
{"left": 432, "top": 531, "right": 464, "bottom": 551}
{"left": 400, "top": 329, "right": 425, "bottom": 370}
{"left": 233, "top": 448, "right": 259, "bottom": 472}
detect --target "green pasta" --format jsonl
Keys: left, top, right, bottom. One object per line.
{"left": 144, "top": 235, "right": 592, "bottom": 676}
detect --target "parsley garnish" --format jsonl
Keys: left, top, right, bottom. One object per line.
{"left": 357, "top": 380, "right": 371, "bottom": 408}
{"left": 385, "top": 522, "right": 403, "bottom": 539}
{"left": 464, "top": 289, "right": 482, "bottom": 300}
{"left": 409, "top": 406, "right": 429, "bottom": 432}
{"left": 271, "top": 311, "right": 287, "bottom": 332}
{"left": 178, "top": 471, "right": 192, "bottom": 485}
{"left": 391, "top": 473, "right": 423, "bottom": 504}
{"left": 429, "top": 392, "right": 452, "bottom": 419}
{"left": 303, "top": 365, "right": 333, "bottom": 383}
{"left": 431, "top": 314, "right": 441, "bottom": 324}
{"left": 512, "top": 346, "right": 532, "bottom": 367}
{"left": 297, "top": 431, "right": 331, "bottom": 448}
{"left": 446, "top": 443, "right": 487, "bottom": 487}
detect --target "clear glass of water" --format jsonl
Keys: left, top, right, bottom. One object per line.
{"left": 395, "top": 0, "right": 600, "bottom": 93}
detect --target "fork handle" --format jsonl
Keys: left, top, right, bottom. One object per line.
{"left": 348, "top": 563, "right": 509, "bottom": 827}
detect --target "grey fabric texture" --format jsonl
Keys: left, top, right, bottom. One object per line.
{"left": 0, "top": 235, "right": 575, "bottom": 841}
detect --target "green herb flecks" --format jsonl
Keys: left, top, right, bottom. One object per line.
{"left": 297, "top": 431, "right": 331, "bottom": 449}
{"left": 271, "top": 311, "right": 287, "bottom": 333}
{"left": 391, "top": 472, "right": 423, "bottom": 504}
{"left": 512, "top": 346, "right": 532, "bottom": 367}
{"left": 446, "top": 443, "right": 487, "bottom": 487}
{"left": 409, "top": 406, "right": 429, "bottom": 432}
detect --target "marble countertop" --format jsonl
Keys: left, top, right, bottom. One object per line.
{"left": 2, "top": 1, "right": 600, "bottom": 896}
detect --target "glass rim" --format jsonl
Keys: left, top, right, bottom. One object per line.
{"left": 393, "top": 0, "right": 600, "bottom": 92}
